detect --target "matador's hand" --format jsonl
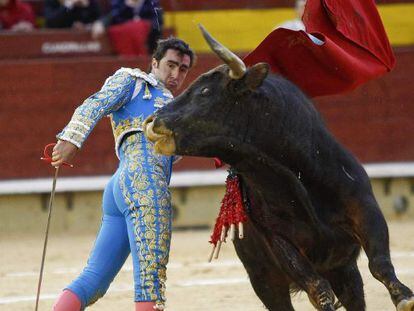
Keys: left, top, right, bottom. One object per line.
{"left": 51, "top": 140, "right": 78, "bottom": 167}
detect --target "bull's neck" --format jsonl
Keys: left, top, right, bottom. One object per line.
{"left": 212, "top": 139, "right": 273, "bottom": 172}
{"left": 214, "top": 136, "right": 314, "bottom": 182}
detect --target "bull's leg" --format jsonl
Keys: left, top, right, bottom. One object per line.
{"left": 349, "top": 196, "right": 414, "bottom": 310}
{"left": 266, "top": 234, "right": 336, "bottom": 311}
{"left": 324, "top": 262, "right": 366, "bottom": 311}
{"left": 233, "top": 221, "right": 294, "bottom": 311}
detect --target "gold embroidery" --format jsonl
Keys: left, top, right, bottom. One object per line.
{"left": 154, "top": 97, "right": 166, "bottom": 108}
{"left": 58, "top": 71, "right": 134, "bottom": 147}
{"left": 143, "top": 83, "right": 152, "bottom": 100}
{"left": 118, "top": 133, "right": 172, "bottom": 304}
{"left": 111, "top": 116, "right": 144, "bottom": 140}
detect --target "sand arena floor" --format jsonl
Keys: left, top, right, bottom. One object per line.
{"left": 1, "top": 221, "right": 413, "bottom": 311}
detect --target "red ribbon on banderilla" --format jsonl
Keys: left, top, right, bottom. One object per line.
{"left": 208, "top": 161, "right": 248, "bottom": 262}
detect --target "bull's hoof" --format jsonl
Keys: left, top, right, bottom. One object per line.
{"left": 397, "top": 297, "right": 414, "bottom": 311}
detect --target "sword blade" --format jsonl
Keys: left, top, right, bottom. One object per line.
{"left": 35, "top": 166, "right": 59, "bottom": 311}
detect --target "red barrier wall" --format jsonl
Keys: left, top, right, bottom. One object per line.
{"left": 0, "top": 55, "right": 221, "bottom": 179}
{"left": 0, "top": 30, "right": 114, "bottom": 59}
{"left": 1, "top": 47, "right": 413, "bottom": 180}
{"left": 315, "top": 47, "right": 414, "bottom": 164}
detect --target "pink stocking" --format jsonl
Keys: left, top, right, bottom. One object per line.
{"left": 53, "top": 290, "right": 81, "bottom": 311}
{"left": 135, "top": 301, "right": 160, "bottom": 311}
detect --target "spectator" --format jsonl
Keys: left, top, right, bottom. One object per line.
{"left": 0, "top": 0, "right": 35, "bottom": 31}
{"left": 44, "top": 0, "right": 101, "bottom": 29}
{"left": 92, "top": 0, "right": 163, "bottom": 54}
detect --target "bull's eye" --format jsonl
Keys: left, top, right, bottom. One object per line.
{"left": 201, "top": 87, "right": 211, "bottom": 97}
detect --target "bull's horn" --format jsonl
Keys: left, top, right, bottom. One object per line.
{"left": 198, "top": 24, "right": 246, "bottom": 79}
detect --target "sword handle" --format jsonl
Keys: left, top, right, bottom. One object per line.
{"left": 40, "top": 143, "right": 73, "bottom": 167}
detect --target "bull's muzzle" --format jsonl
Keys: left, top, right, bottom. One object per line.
{"left": 143, "top": 115, "right": 176, "bottom": 156}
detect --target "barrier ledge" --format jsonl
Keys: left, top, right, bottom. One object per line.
{"left": 0, "top": 162, "right": 414, "bottom": 195}
{"left": 0, "top": 170, "right": 229, "bottom": 195}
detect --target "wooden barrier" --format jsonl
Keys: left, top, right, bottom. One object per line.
{"left": 315, "top": 46, "right": 414, "bottom": 164}
{"left": 0, "top": 54, "right": 221, "bottom": 180}
{"left": 0, "top": 30, "right": 114, "bottom": 59}
{"left": 0, "top": 46, "right": 413, "bottom": 180}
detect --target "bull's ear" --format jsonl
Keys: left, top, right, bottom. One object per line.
{"left": 244, "top": 63, "right": 269, "bottom": 90}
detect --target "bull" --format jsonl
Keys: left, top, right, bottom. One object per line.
{"left": 143, "top": 26, "right": 414, "bottom": 311}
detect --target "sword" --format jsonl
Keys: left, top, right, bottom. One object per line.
{"left": 35, "top": 143, "right": 72, "bottom": 311}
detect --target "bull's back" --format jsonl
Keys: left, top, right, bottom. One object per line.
{"left": 264, "top": 75, "right": 375, "bottom": 220}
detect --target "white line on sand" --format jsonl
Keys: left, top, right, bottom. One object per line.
{"left": 3, "top": 260, "right": 242, "bottom": 278}
{"left": 178, "top": 277, "right": 249, "bottom": 287}
{"left": 2, "top": 253, "right": 414, "bottom": 305}
{"left": 0, "top": 294, "right": 58, "bottom": 304}
{"left": 6, "top": 251, "right": 414, "bottom": 279}
{"left": 0, "top": 278, "right": 249, "bottom": 304}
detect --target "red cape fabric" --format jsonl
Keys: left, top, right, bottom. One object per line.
{"left": 243, "top": 0, "right": 395, "bottom": 97}
{"left": 0, "top": 0, "right": 35, "bottom": 29}
{"left": 108, "top": 20, "right": 151, "bottom": 56}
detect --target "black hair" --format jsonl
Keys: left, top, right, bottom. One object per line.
{"left": 151, "top": 37, "right": 195, "bottom": 68}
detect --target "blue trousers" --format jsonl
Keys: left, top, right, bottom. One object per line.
{"left": 66, "top": 133, "right": 173, "bottom": 309}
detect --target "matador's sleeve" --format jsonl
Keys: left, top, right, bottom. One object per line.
{"left": 57, "top": 69, "right": 136, "bottom": 148}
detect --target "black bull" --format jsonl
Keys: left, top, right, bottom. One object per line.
{"left": 143, "top": 27, "right": 414, "bottom": 311}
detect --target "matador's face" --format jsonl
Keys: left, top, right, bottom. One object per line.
{"left": 151, "top": 49, "right": 191, "bottom": 93}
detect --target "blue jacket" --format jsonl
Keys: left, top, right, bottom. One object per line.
{"left": 57, "top": 68, "right": 173, "bottom": 159}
